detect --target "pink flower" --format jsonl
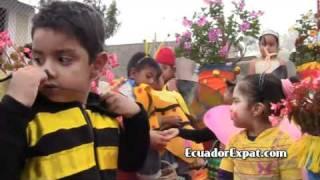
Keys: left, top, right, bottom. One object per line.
{"left": 239, "top": 21, "right": 251, "bottom": 32}
{"left": 249, "top": 10, "right": 264, "bottom": 18}
{"left": 268, "top": 115, "right": 280, "bottom": 126}
{"left": 184, "top": 42, "right": 192, "bottom": 50}
{"left": 204, "top": 0, "right": 222, "bottom": 5}
{"left": 91, "top": 81, "right": 98, "bottom": 93}
{"left": 104, "top": 69, "right": 115, "bottom": 83}
{"left": 182, "top": 31, "right": 192, "bottom": 39}
{"left": 208, "top": 28, "right": 221, "bottom": 42}
{"left": 107, "top": 53, "right": 119, "bottom": 68}
{"left": 218, "top": 43, "right": 229, "bottom": 57}
{"left": 182, "top": 17, "right": 192, "bottom": 28}
{"left": 270, "top": 102, "right": 280, "bottom": 111}
{"left": 197, "top": 16, "right": 207, "bottom": 27}
{"left": 175, "top": 33, "right": 181, "bottom": 44}
{"left": 232, "top": 0, "right": 245, "bottom": 11}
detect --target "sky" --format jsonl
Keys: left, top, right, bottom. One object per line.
{"left": 23, "top": 0, "right": 316, "bottom": 46}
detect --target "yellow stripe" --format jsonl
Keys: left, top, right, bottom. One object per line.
{"left": 22, "top": 143, "right": 96, "bottom": 180}
{"left": 22, "top": 143, "right": 119, "bottom": 179}
{"left": 97, "top": 146, "right": 119, "bottom": 170}
{"left": 26, "top": 108, "right": 87, "bottom": 147}
{"left": 86, "top": 110, "right": 119, "bottom": 129}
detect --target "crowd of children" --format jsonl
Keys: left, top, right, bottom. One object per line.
{"left": 0, "top": 1, "right": 319, "bottom": 180}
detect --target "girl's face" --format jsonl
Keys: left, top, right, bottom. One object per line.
{"left": 259, "top": 35, "right": 278, "bottom": 58}
{"left": 132, "top": 66, "right": 157, "bottom": 86}
{"left": 230, "top": 84, "right": 254, "bottom": 128}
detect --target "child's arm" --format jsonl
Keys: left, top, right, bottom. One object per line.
{"left": 0, "top": 95, "right": 33, "bottom": 179}
{"left": 171, "top": 127, "right": 217, "bottom": 143}
{"left": 0, "top": 66, "right": 47, "bottom": 178}
{"left": 102, "top": 92, "right": 150, "bottom": 171}
{"left": 117, "top": 103, "right": 150, "bottom": 171}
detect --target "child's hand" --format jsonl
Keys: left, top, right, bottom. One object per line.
{"left": 162, "top": 128, "right": 179, "bottom": 139}
{"left": 150, "top": 130, "right": 171, "bottom": 150}
{"left": 6, "top": 66, "right": 48, "bottom": 107}
{"left": 102, "top": 91, "right": 140, "bottom": 118}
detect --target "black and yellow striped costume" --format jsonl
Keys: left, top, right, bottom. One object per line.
{"left": 0, "top": 93, "right": 149, "bottom": 179}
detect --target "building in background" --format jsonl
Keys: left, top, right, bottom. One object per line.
{"left": 0, "top": 0, "right": 35, "bottom": 46}
{"left": 106, "top": 41, "right": 176, "bottom": 77}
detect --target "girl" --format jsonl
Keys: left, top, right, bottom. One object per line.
{"left": 249, "top": 29, "right": 296, "bottom": 79}
{"left": 218, "top": 74, "right": 301, "bottom": 179}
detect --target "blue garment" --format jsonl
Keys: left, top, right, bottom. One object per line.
{"left": 307, "top": 170, "right": 320, "bottom": 180}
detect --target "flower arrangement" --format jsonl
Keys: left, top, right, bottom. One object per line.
{"left": 0, "top": 31, "right": 31, "bottom": 75}
{"left": 174, "top": 0, "right": 263, "bottom": 65}
{"left": 290, "top": 10, "right": 320, "bottom": 66}
{"left": 271, "top": 78, "right": 320, "bottom": 135}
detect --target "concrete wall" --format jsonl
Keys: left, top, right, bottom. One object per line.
{"left": 0, "top": 0, "right": 35, "bottom": 45}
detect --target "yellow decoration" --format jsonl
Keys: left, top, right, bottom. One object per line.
{"left": 307, "top": 43, "right": 314, "bottom": 49}
{"left": 0, "top": 71, "right": 9, "bottom": 100}
{"left": 309, "top": 30, "right": 318, "bottom": 37}
{"left": 297, "top": 61, "right": 320, "bottom": 72}
{"left": 212, "top": 70, "right": 220, "bottom": 77}
{"left": 234, "top": 66, "right": 241, "bottom": 74}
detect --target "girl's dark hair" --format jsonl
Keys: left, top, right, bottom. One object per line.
{"left": 226, "top": 80, "right": 236, "bottom": 94}
{"left": 259, "top": 34, "right": 279, "bottom": 48}
{"left": 127, "top": 52, "right": 161, "bottom": 78}
{"left": 32, "top": 1, "right": 105, "bottom": 62}
{"left": 237, "top": 74, "right": 285, "bottom": 118}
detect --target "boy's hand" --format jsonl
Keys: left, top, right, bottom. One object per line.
{"left": 103, "top": 91, "right": 140, "bottom": 118}
{"left": 6, "top": 66, "right": 48, "bottom": 107}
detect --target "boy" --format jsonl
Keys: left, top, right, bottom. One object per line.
{"left": 155, "top": 46, "right": 176, "bottom": 85}
{"left": 0, "top": 1, "right": 149, "bottom": 179}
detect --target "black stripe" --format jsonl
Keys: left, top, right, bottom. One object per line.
{"left": 150, "top": 104, "right": 180, "bottom": 114}
{"left": 95, "top": 128, "right": 119, "bottom": 147}
{"left": 100, "top": 169, "right": 117, "bottom": 180}
{"left": 60, "top": 166, "right": 117, "bottom": 180}
{"left": 26, "top": 125, "right": 92, "bottom": 157}
{"left": 60, "top": 166, "right": 100, "bottom": 180}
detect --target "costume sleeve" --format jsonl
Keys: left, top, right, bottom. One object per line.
{"left": 279, "top": 148, "right": 302, "bottom": 179}
{"left": 178, "top": 127, "right": 217, "bottom": 143}
{"left": 117, "top": 103, "right": 150, "bottom": 171}
{"left": 219, "top": 137, "right": 235, "bottom": 173}
{"left": 0, "top": 95, "right": 33, "bottom": 179}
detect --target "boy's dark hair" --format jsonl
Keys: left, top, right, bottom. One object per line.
{"left": 127, "top": 52, "right": 161, "bottom": 78}
{"left": 31, "top": 1, "right": 105, "bottom": 62}
{"left": 237, "top": 74, "right": 285, "bottom": 118}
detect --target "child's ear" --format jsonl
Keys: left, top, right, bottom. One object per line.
{"left": 251, "top": 103, "right": 265, "bottom": 117}
{"left": 128, "top": 68, "right": 137, "bottom": 79}
{"left": 90, "top": 52, "right": 108, "bottom": 80}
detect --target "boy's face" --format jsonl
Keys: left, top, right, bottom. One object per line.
{"left": 132, "top": 66, "right": 157, "bottom": 86}
{"left": 159, "top": 64, "right": 175, "bottom": 83}
{"left": 32, "top": 28, "right": 101, "bottom": 103}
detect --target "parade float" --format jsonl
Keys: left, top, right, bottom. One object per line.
{"left": 289, "top": 10, "right": 320, "bottom": 80}
{"left": 173, "top": 0, "right": 263, "bottom": 128}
